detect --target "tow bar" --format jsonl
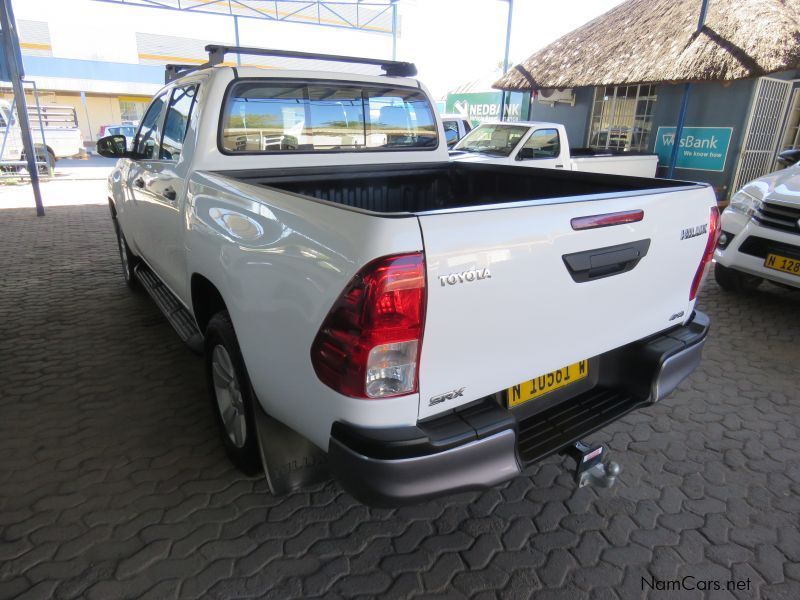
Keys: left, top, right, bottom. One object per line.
{"left": 563, "top": 441, "right": 621, "bottom": 489}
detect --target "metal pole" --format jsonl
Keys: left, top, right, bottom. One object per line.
{"left": 0, "top": 95, "right": 15, "bottom": 159}
{"left": 391, "top": 0, "right": 397, "bottom": 60}
{"left": 0, "top": 0, "right": 44, "bottom": 215}
{"left": 79, "top": 90, "right": 93, "bottom": 148}
{"left": 667, "top": 82, "right": 691, "bottom": 178}
{"left": 233, "top": 15, "right": 241, "bottom": 66}
{"left": 30, "top": 81, "right": 51, "bottom": 174}
{"left": 499, "top": 0, "right": 513, "bottom": 121}
{"left": 696, "top": 0, "right": 710, "bottom": 31}
{"left": 666, "top": 0, "right": 709, "bottom": 178}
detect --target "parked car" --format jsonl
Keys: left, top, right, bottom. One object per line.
{"left": 97, "top": 124, "right": 137, "bottom": 150}
{"left": 776, "top": 147, "right": 800, "bottom": 168}
{"left": 440, "top": 113, "right": 471, "bottom": 147}
{"left": 450, "top": 121, "right": 659, "bottom": 178}
{"left": 98, "top": 45, "right": 717, "bottom": 506}
{"left": 0, "top": 100, "right": 84, "bottom": 166}
{"left": 714, "top": 159, "right": 800, "bottom": 291}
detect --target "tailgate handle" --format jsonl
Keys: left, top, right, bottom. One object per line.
{"left": 562, "top": 239, "right": 651, "bottom": 282}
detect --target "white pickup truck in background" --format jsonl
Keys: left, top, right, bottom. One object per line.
{"left": 99, "top": 45, "right": 718, "bottom": 505}
{"left": 0, "top": 100, "right": 85, "bottom": 166}
{"left": 440, "top": 113, "right": 472, "bottom": 148}
{"left": 450, "top": 121, "right": 659, "bottom": 178}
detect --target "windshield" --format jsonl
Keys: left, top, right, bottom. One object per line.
{"left": 453, "top": 124, "right": 528, "bottom": 156}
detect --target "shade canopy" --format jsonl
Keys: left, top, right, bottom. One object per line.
{"left": 494, "top": 0, "right": 800, "bottom": 91}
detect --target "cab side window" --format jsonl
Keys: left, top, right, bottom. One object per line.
{"left": 160, "top": 85, "right": 198, "bottom": 161}
{"left": 135, "top": 92, "right": 168, "bottom": 159}
{"left": 519, "top": 128, "right": 561, "bottom": 159}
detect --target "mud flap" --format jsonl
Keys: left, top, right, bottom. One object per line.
{"left": 253, "top": 404, "right": 330, "bottom": 494}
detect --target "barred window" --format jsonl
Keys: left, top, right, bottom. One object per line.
{"left": 588, "top": 84, "right": 657, "bottom": 152}
{"left": 780, "top": 89, "right": 800, "bottom": 151}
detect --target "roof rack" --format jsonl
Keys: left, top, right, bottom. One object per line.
{"left": 204, "top": 44, "right": 417, "bottom": 77}
{"left": 165, "top": 64, "right": 202, "bottom": 84}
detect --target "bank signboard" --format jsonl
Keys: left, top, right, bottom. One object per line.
{"left": 445, "top": 92, "right": 525, "bottom": 126}
{"left": 654, "top": 126, "right": 733, "bottom": 172}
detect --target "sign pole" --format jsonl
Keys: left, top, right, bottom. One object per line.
{"left": 498, "top": 0, "right": 513, "bottom": 121}
{"left": 666, "top": 0, "right": 709, "bottom": 179}
{"left": 667, "top": 82, "right": 691, "bottom": 179}
{"left": 0, "top": 0, "right": 45, "bottom": 216}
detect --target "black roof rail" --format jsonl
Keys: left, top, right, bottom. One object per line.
{"left": 165, "top": 64, "right": 202, "bottom": 84}
{"left": 204, "top": 44, "right": 417, "bottom": 77}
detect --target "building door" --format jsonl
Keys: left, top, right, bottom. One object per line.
{"left": 732, "top": 77, "right": 793, "bottom": 191}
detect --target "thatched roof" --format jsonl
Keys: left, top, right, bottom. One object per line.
{"left": 494, "top": 0, "right": 800, "bottom": 91}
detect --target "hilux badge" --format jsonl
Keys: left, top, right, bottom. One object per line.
{"left": 680, "top": 224, "right": 708, "bottom": 240}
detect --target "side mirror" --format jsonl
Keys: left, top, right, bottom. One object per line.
{"left": 96, "top": 135, "right": 132, "bottom": 158}
{"left": 516, "top": 147, "right": 535, "bottom": 160}
{"left": 777, "top": 148, "right": 800, "bottom": 168}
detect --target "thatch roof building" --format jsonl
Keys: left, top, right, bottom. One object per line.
{"left": 494, "top": 0, "right": 800, "bottom": 91}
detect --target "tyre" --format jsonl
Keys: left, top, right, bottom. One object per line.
{"left": 204, "top": 311, "right": 261, "bottom": 475}
{"left": 45, "top": 149, "right": 56, "bottom": 176}
{"left": 113, "top": 220, "right": 139, "bottom": 289}
{"left": 713, "top": 263, "right": 762, "bottom": 293}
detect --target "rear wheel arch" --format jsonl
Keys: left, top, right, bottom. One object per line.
{"left": 191, "top": 274, "right": 227, "bottom": 334}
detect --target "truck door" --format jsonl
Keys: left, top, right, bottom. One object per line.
{"left": 512, "top": 127, "right": 565, "bottom": 169}
{"left": 129, "top": 85, "right": 198, "bottom": 304}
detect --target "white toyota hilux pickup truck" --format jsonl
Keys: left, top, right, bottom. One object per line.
{"left": 450, "top": 121, "right": 659, "bottom": 178}
{"left": 99, "top": 46, "right": 717, "bottom": 505}
{"left": 714, "top": 161, "right": 800, "bottom": 291}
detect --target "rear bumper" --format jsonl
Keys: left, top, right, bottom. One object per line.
{"left": 329, "top": 311, "right": 710, "bottom": 505}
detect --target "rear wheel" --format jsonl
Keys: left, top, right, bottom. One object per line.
{"left": 714, "top": 263, "right": 762, "bottom": 293}
{"left": 205, "top": 311, "right": 261, "bottom": 475}
{"left": 113, "top": 220, "right": 139, "bottom": 289}
{"left": 44, "top": 149, "right": 56, "bottom": 176}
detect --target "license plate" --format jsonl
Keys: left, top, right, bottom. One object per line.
{"left": 507, "top": 360, "right": 588, "bottom": 408}
{"left": 765, "top": 253, "right": 800, "bottom": 276}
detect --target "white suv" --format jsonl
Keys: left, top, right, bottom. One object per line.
{"left": 715, "top": 161, "right": 800, "bottom": 291}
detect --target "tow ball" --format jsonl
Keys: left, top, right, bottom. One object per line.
{"left": 562, "top": 440, "right": 621, "bottom": 489}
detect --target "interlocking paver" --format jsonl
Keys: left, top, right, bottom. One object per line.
{"left": 1, "top": 203, "right": 799, "bottom": 599}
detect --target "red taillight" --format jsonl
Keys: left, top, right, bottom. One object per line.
{"left": 311, "top": 253, "right": 426, "bottom": 398}
{"left": 689, "top": 206, "right": 721, "bottom": 300}
{"left": 571, "top": 209, "right": 644, "bottom": 230}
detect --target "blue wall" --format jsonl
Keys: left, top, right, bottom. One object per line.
{"left": 528, "top": 87, "right": 593, "bottom": 147}
{"left": 650, "top": 78, "right": 757, "bottom": 197}
{"left": 522, "top": 78, "right": 786, "bottom": 199}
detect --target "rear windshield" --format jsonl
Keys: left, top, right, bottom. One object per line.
{"left": 220, "top": 80, "right": 438, "bottom": 154}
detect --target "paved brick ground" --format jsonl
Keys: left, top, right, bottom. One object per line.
{"left": 1, "top": 204, "right": 799, "bottom": 600}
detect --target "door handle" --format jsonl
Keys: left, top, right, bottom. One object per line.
{"left": 562, "top": 239, "right": 651, "bottom": 282}
{"left": 555, "top": 164, "right": 565, "bottom": 168}
{"left": 134, "top": 177, "right": 145, "bottom": 188}
{"left": 162, "top": 188, "right": 177, "bottom": 201}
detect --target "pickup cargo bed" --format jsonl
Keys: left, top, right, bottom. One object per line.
{"left": 216, "top": 161, "right": 711, "bottom": 421}
{"left": 219, "top": 162, "right": 693, "bottom": 215}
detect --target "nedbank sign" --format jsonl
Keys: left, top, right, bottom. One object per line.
{"left": 654, "top": 126, "right": 733, "bottom": 172}
{"left": 445, "top": 92, "right": 526, "bottom": 126}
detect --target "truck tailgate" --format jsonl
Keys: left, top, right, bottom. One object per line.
{"left": 416, "top": 185, "right": 715, "bottom": 419}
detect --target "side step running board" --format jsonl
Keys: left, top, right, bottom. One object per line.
{"left": 134, "top": 263, "right": 204, "bottom": 354}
